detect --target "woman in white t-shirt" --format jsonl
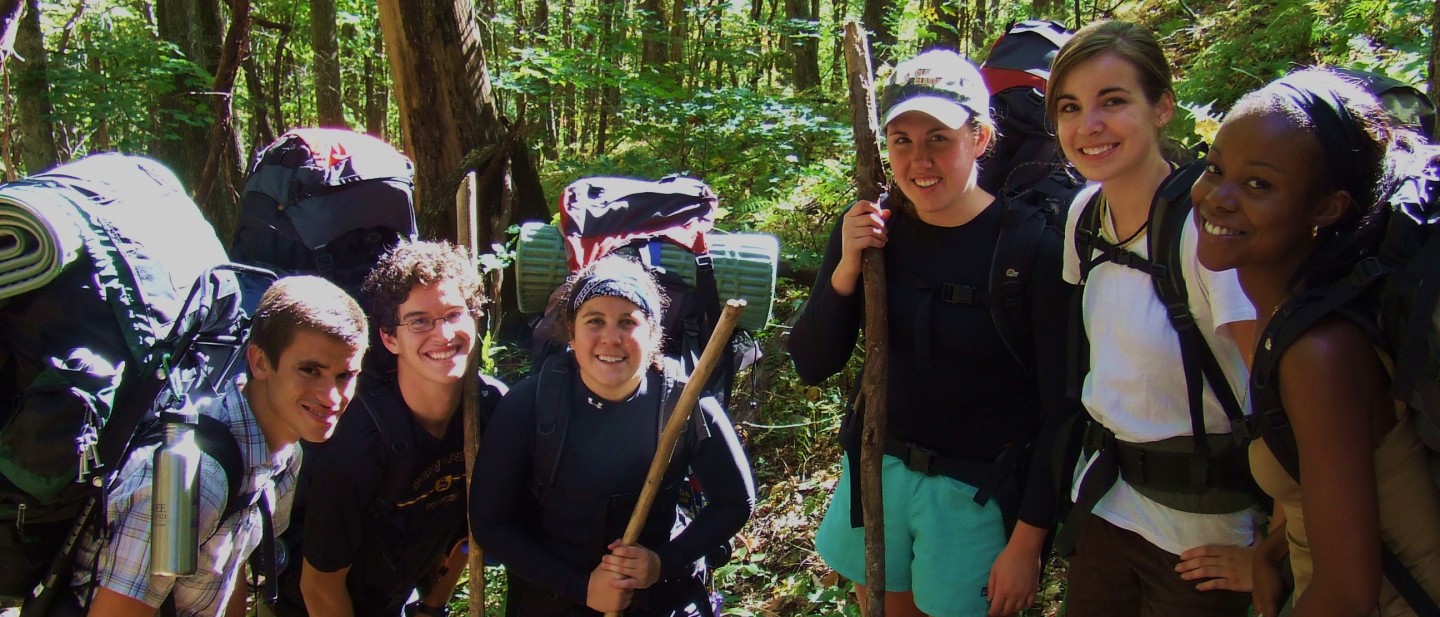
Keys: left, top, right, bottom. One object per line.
{"left": 1046, "top": 20, "right": 1259, "bottom": 617}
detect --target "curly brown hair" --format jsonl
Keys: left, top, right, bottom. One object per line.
{"left": 360, "top": 240, "right": 486, "bottom": 333}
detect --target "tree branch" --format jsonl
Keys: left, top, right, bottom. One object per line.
{"left": 195, "top": 0, "right": 251, "bottom": 207}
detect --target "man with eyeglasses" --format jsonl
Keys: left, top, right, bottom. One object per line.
{"left": 272, "top": 240, "right": 507, "bottom": 617}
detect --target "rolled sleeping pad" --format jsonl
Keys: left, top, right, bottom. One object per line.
{"left": 514, "top": 221, "right": 778, "bottom": 332}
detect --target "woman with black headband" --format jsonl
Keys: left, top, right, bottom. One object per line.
{"left": 1194, "top": 69, "right": 1440, "bottom": 616}
{"left": 469, "top": 254, "right": 755, "bottom": 616}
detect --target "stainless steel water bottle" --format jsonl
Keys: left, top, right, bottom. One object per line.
{"left": 151, "top": 408, "right": 201, "bottom": 576}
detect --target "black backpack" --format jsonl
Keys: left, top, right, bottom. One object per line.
{"left": 527, "top": 353, "right": 729, "bottom": 596}
{"left": 978, "top": 19, "right": 1085, "bottom": 218}
{"left": 230, "top": 128, "right": 418, "bottom": 299}
{"left": 1247, "top": 143, "right": 1440, "bottom": 617}
{"left": 0, "top": 155, "right": 275, "bottom": 612}
{"left": 1054, "top": 162, "right": 1256, "bottom": 553}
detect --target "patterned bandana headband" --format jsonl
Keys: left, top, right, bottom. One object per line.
{"left": 567, "top": 272, "right": 656, "bottom": 321}
{"left": 1271, "top": 73, "right": 1369, "bottom": 203}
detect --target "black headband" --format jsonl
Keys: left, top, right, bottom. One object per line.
{"left": 567, "top": 272, "right": 656, "bottom": 321}
{"left": 1271, "top": 74, "right": 1369, "bottom": 202}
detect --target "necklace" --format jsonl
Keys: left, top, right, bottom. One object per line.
{"left": 1100, "top": 193, "right": 1148, "bottom": 249}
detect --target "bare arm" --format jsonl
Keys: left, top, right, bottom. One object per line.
{"left": 86, "top": 587, "right": 159, "bottom": 617}
{"left": 300, "top": 559, "right": 355, "bottom": 617}
{"left": 1282, "top": 318, "right": 1389, "bottom": 616}
{"left": 224, "top": 574, "right": 249, "bottom": 617}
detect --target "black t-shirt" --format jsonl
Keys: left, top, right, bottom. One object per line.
{"left": 787, "top": 200, "right": 1078, "bottom": 527}
{"left": 469, "top": 359, "right": 756, "bottom": 614}
{"left": 279, "top": 372, "right": 506, "bottom": 616}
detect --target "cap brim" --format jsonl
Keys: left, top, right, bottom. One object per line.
{"left": 882, "top": 96, "right": 972, "bottom": 130}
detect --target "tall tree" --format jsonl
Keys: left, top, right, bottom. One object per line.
{"left": 594, "top": 0, "right": 625, "bottom": 156}
{"left": 311, "top": 0, "right": 345, "bottom": 126}
{"left": 377, "top": 0, "right": 546, "bottom": 246}
{"left": 15, "top": 0, "right": 57, "bottom": 175}
{"left": 194, "top": 0, "right": 251, "bottom": 239}
{"left": 785, "top": 0, "right": 819, "bottom": 91}
{"left": 926, "top": 0, "right": 961, "bottom": 50}
{"left": 863, "top": 0, "right": 894, "bottom": 63}
{"left": 1430, "top": 0, "right": 1439, "bottom": 141}
{"left": 154, "top": 0, "right": 223, "bottom": 193}
{"left": 364, "top": 31, "right": 388, "bottom": 137}
{"left": 641, "top": 0, "right": 669, "bottom": 69}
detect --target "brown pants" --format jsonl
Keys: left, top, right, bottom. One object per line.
{"left": 1065, "top": 515, "right": 1252, "bottom": 617}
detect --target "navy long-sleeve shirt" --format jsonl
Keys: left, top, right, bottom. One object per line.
{"left": 788, "top": 199, "right": 1078, "bottom": 527}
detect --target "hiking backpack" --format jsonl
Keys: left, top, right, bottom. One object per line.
{"left": 0, "top": 155, "right": 275, "bottom": 611}
{"left": 514, "top": 175, "right": 778, "bottom": 410}
{"left": 230, "top": 128, "right": 418, "bottom": 299}
{"left": 977, "top": 19, "right": 1085, "bottom": 218}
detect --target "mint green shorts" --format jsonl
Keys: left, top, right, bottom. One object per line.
{"left": 815, "top": 454, "right": 1006, "bottom": 617}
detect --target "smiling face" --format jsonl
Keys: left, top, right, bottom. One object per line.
{"left": 570, "top": 295, "right": 657, "bottom": 401}
{"left": 380, "top": 280, "right": 477, "bottom": 392}
{"left": 885, "top": 110, "right": 991, "bottom": 225}
{"left": 1051, "top": 53, "right": 1174, "bottom": 186}
{"left": 247, "top": 329, "right": 365, "bottom": 448}
{"left": 1192, "top": 109, "right": 1347, "bottom": 279}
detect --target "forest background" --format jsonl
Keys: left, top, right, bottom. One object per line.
{"left": 0, "top": 0, "right": 1435, "bottom": 614}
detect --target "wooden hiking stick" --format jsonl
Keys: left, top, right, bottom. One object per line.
{"left": 843, "top": 21, "right": 890, "bottom": 617}
{"left": 456, "top": 171, "right": 485, "bottom": 617}
{"left": 604, "top": 298, "right": 747, "bottom": 617}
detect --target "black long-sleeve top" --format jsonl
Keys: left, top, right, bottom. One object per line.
{"left": 469, "top": 359, "right": 756, "bottom": 610}
{"left": 787, "top": 200, "right": 1077, "bottom": 527}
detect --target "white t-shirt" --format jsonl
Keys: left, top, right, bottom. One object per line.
{"left": 1062, "top": 182, "right": 1260, "bottom": 556}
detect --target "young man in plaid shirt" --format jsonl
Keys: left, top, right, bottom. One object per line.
{"left": 68, "top": 276, "right": 369, "bottom": 617}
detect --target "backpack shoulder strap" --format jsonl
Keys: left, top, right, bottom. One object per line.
{"left": 193, "top": 414, "right": 249, "bottom": 522}
{"left": 352, "top": 377, "right": 418, "bottom": 519}
{"left": 1068, "top": 189, "right": 1104, "bottom": 399}
{"left": 532, "top": 353, "right": 575, "bottom": 504}
{"left": 1145, "top": 161, "right": 1247, "bottom": 483}
{"left": 990, "top": 196, "right": 1048, "bottom": 375}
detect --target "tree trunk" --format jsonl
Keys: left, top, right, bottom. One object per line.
{"left": 785, "top": 0, "right": 819, "bottom": 91}
{"left": 15, "top": 0, "right": 57, "bottom": 175}
{"left": 193, "top": 0, "right": 250, "bottom": 241}
{"left": 365, "top": 32, "right": 388, "bottom": 138}
{"left": 378, "top": 0, "right": 546, "bottom": 247}
{"left": 970, "top": 0, "right": 987, "bottom": 51}
{"left": 862, "top": 0, "right": 894, "bottom": 63}
{"left": 243, "top": 53, "right": 276, "bottom": 147}
{"left": 1430, "top": 0, "right": 1440, "bottom": 141}
{"left": 926, "top": 0, "right": 961, "bottom": 50}
{"left": 0, "top": 0, "right": 23, "bottom": 71}
{"left": 311, "top": 0, "right": 345, "bottom": 127}
{"left": 669, "top": 0, "right": 685, "bottom": 66}
{"left": 594, "top": 0, "right": 623, "bottom": 157}
{"left": 641, "top": 0, "right": 668, "bottom": 69}
{"left": 532, "top": 0, "right": 557, "bottom": 160}
{"left": 154, "top": 0, "right": 222, "bottom": 193}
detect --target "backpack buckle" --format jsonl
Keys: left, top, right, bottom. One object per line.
{"left": 1350, "top": 256, "right": 1385, "bottom": 285}
{"left": 1229, "top": 416, "right": 1259, "bottom": 446}
{"left": 1165, "top": 302, "right": 1196, "bottom": 331}
{"left": 903, "top": 443, "right": 938, "bottom": 475}
{"left": 940, "top": 284, "right": 978, "bottom": 304}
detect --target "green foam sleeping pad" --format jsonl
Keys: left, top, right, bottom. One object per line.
{"left": 514, "top": 222, "right": 778, "bottom": 332}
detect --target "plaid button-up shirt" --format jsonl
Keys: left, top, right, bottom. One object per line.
{"left": 71, "top": 385, "right": 299, "bottom": 616}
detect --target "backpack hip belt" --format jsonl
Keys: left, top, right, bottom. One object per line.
{"left": 1082, "top": 423, "right": 1254, "bottom": 514}
{"left": 883, "top": 435, "right": 1021, "bottom": 507}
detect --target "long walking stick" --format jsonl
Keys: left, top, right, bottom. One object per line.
{"left": 843, "top": 21, "right": 890, "bottom": 617}
{"left": 604, "top": 299, "right": 747, "bottom": 617}
{"left": 456, "top": 172, "right": 486, "bottom": 616}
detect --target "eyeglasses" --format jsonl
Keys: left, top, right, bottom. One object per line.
{"left": 398, "top": 310, "right": 470, "bottom": 334}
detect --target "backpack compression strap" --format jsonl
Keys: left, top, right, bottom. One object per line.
{"left": 989, "top": 196, "right": 1050, "bottom": 375}
{"left": 353, "top": 376, "right": 418, "bottom": 522}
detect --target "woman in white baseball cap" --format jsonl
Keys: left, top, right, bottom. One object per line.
{"left": 789, "top": 49, "right": 1074, "bottom": 617}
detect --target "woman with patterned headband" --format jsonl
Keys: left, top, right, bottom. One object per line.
{"left": 470, "top": 254, "right": 755, "bottom": 616}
